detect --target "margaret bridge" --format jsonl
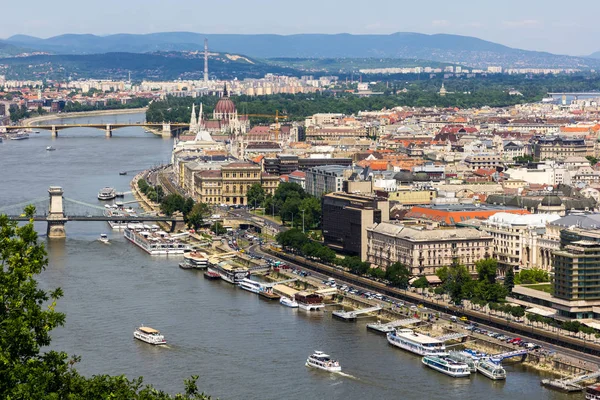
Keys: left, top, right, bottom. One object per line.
{"left": 3, "top": 122, "right": 190, "bottom": 137}
{"left": 0, "top": 186, "right": 184, "bottom": 238}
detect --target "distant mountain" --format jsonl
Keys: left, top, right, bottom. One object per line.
{"left": 5, "top": 32, "right": 600, "bottom": 69}
{"left": 0, "top": 41, "right": 33, "bottom": 57}
{"left": 589, "top": 51, "right": 600, "bottom": 60}
{"left": 0, "top": 51, "right": 294, "bottom": 81}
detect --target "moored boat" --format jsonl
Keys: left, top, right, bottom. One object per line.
{"left": 306, "top": 351, "right": 341, "bottom": 372}
{"left": 98, "top": 187, "right": 117, "bottom": 200}
{"left": 387, "top": 328, "right": 448, "bottom": 356}
{"left": 203, "top": 269, "right": 220, "bottom": 279}
{"left": 476, "top": 358, "right": 506, "bottom": 380}
{"left": 447, "top": 350, "right": 477, "bottom": 372}
{"left": 133, "top": 326, "right": 166, "bottom": 345}
{"left": 280, "top": 296, "right": 299, "bottom": 308}
{"left": 366, "top": 321, "right": 396, "bottom": 334}
{"left": 124, "top": 224, "right": 190, "bottom": 255}
{"left": 214, "top": 262, "right": 249, "bottom": 284}
{"left": 183, "top": 251, "right": 209, "bottom": 269}
{"left": 294, "top": 292, "right": 325, "bottom": 311}
{"left": 179, "top": 261, "right": 194, "bottom": 269}
{"left": 422, "top": 355, "right": 471, "bottom": 378}
{"left": 587, "top": 384, "right": 600, "bottom": 400}
{"left": 238, "top": 277, "right": 261, "bottom": 294}
{"left": 10, "top": 132, "right": 29, "bottom": 140}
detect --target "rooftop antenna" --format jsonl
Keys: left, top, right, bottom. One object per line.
{"left": 204, "top": 38, "right": 209, "bottom": 83}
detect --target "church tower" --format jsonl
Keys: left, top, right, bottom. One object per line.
{"left": 189, "top": 103, "right": 198, "bottom": 133}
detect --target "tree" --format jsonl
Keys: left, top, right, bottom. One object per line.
{"left": 504, "top": 267, "right": 515, "bottom": 292}
{"left": 514, "top": 268, "right": 550, "bottom": 285}
{"left": 386, "top": 262, "right": 410, "bottom": 289}
{"left": 185, "top": 203, "right": 209, "bottom": 231}
{"left": 299, "top": 196, "right": 321, "bottom": 230}
{"left": 587, "top": 155, "right": 599, "bottom": 166}
{"left": 211, "top": 222, "right": 227, "bottom": 235}
{"left": 0, "top": 209, "right": 213, "bottom": 398}
{"left": 246, "top": 184, "right": 266, "bottom": 209}
{"left": 412, "top": 276, "right": 430, "bottom": 289}
{"left": 476, "top": 258, "right": 497, "bottom": 285}
{"left": 440, "top": 263, "right": 472, "bottom": 305}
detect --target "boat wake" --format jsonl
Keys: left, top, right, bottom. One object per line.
{"left": 333, "top": 371, "right": 358, "bottom": 380}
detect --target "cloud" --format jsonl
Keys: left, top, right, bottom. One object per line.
{"left": 431, "top": 20, "right": 450, "bottom": 27}
{"left": 502, "top": 19, "right": 540, "bottom": 27}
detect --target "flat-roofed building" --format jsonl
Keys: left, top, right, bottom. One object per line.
{"left": 367, "top": 222, "right": 492, "bottom": 276}
{"left": 322, "top": 192, "right": 389, "bottom": 260}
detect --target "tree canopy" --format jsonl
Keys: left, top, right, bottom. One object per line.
{"left": 0, "top": 209, "right": 213, "bottom": 398}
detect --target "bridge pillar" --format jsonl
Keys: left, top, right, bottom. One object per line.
{"left": 51, "top": 125, "right": 58, "bottom": 138}
{"left": 105, "top": 124, "right": 112, "bottom": 138}
{"left": 47, "top": 186, "right": 67, "bottom": 239}
{"left": 162, "top": 123, "right": 172, "bottom": 138}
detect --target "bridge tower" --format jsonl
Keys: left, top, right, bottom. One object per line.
{"left": 47, "top": 186, "right": 67, "bottom": 238}
{"left": 51, "top": 125, "right": 58, "bottom": 138}
{"left": 105, "top": 124, "right": 112, "bottom": 137}
{"left": 161, "top": 122, "right": 172, "bottom": 138}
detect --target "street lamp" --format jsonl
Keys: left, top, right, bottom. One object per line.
{"left": 301, "top": 209, "right": 305, "bottom": 233}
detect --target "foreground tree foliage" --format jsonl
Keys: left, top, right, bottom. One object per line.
{"left": 0, "top": 207, "right": 213, "bottom": 399}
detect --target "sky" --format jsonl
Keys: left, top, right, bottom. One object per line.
{"left": 2, "top": 0, "right": 599, "bottom": 56}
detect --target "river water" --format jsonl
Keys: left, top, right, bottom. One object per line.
{"left": 0, "top": 113, "right": 577, "bottom": 400}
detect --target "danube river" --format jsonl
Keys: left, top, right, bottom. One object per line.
{"left": 0, "top": 113, "right": 576, "bottom": 400}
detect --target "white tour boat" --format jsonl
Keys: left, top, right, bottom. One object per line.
{"left": 422, "top": 355, "right": 471, "bottom": 378}
{"left": 306, "top": 351, "right": 341, "bottom": 372}
{"left": 133, "top": 326, "right": 167, "bottom": 345}
{"left": 280, "top": 296, "right": 299, "bottom": 308}
{"left": 124, "top": 224, "right": 191, "bottom": 255}
{"left": 183, "top": 251, "right": 209, "bottom": 269}
{"left": 387, "top": 328, "right": 448, "bottom": 356}
{"left": 214, "top": 262, "right": 249, "bottom": 284}
{"left": 476, "top": 358, "right": 506, "bottom": 380}
{"left": 294, "top": 292, "right": 325, "bottom": 311}
{"left": 238, "top": 278, "right": 262, "bottom": 294}
{"left": 98, "top": 233, "right": 109, "bottom": 244}
{"left": 104, "top": 206, "right": 139, "bottom": 230}
{"left": 98, "top": 187, "right": 117, "bottom": 200}
{"left": 10, "top": 132, "right": 29, "bottom": 140}
{"left": 447, "top": 351, "right": 477, "bottom": 372}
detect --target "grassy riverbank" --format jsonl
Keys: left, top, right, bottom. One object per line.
{"left": 22, "top": 107, "right": 148, "bottom": 126}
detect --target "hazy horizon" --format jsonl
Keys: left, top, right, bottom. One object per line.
{"left": 2, "top": 0, "right": 599, "bottom": 56}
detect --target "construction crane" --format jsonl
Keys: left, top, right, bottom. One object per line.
{"left": 240, "top": 110, "right": 288, "bottom": 141}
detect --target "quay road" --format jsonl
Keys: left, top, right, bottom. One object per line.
{"left": 250, "top": 244, "right": 600, "bottom": 368}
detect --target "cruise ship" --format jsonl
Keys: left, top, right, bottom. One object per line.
{"left": 98, "top": 187, "right": 117, "bottom": 200}
{"left": 104, "top": 206, "right": 138, "bottom": 230}
{"left": 422, "top": 356, "right": 471, "bottom": 378}
{"left": 9, "top": 132, "right": 29, "bottom": 140}
{"left": 124, "top": 224, "right": 190, "bottom": 255}
{"left": 386, "top": 329, "right": 447, "bottom": 356}
{"left": 214, "top": 262, "right": 249, "bottom": 284}
{"left": 238, "top": 278, "right": 262, "bottom": 294}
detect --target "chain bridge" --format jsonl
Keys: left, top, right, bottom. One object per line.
{"left": 0, "top": 186, "right": 184, "bottom": 238}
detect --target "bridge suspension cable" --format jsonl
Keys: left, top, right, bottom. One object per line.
{"left": 0, "top": 197, "right": 49, "bottom": 213}
{"left": 63, "top": 198, "right": 108, "bottom": 211}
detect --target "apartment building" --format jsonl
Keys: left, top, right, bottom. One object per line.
{"left": 366, "top": 222, "right": 492, "bottom": 276}
{"left": 194, "top": 162, "right": 279, "bottom": 205}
